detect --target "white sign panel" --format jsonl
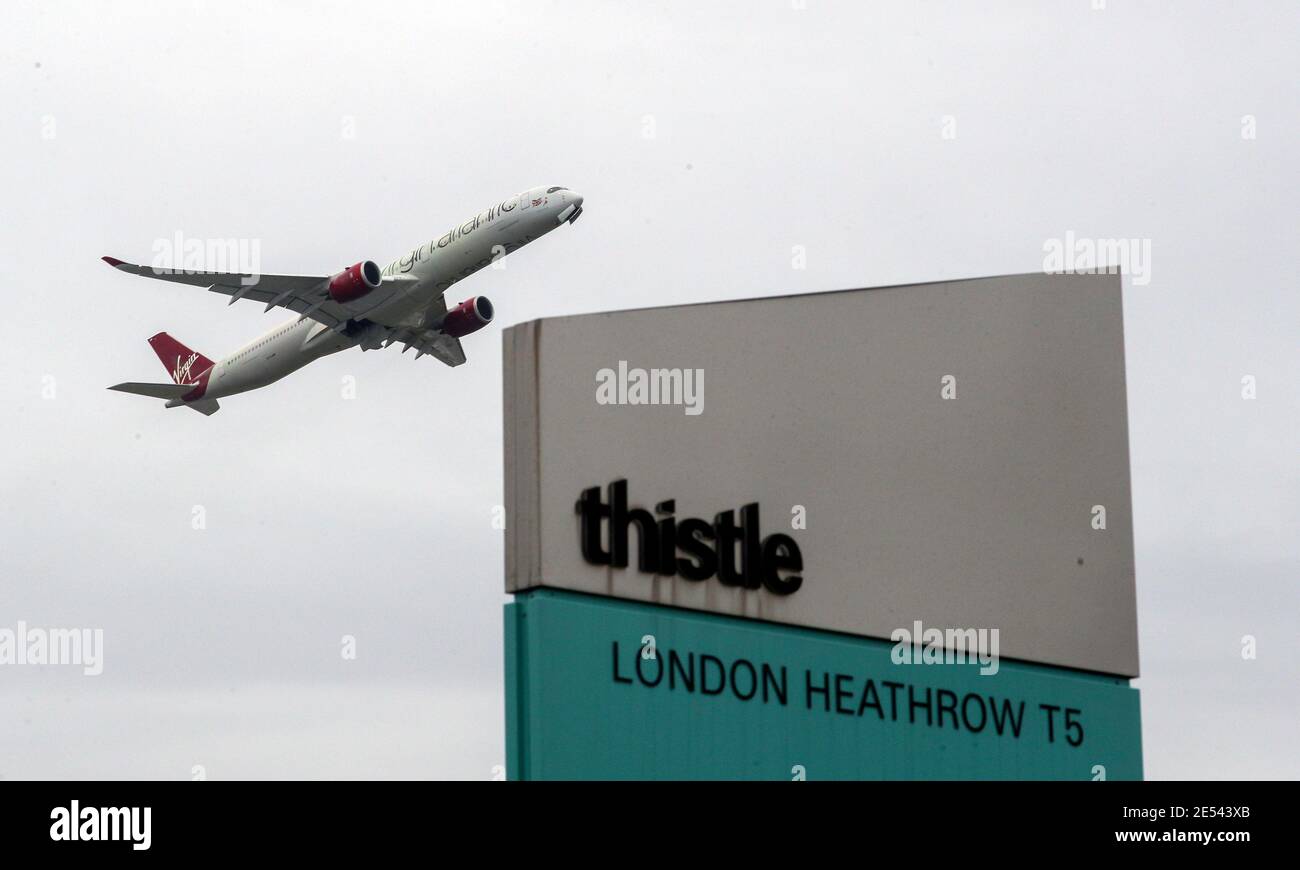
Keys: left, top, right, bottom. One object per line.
{"left": 504, "top": 273, "right": 1139, "bottom": 677}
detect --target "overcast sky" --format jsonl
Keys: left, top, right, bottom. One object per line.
{"left": 1, "top": 0, "right": 1295, "bottom": 780}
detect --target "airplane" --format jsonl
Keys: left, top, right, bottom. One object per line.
{"left": 105, "top": 185, "right": 583, "bottom": 415}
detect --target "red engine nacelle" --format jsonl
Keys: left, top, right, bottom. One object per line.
{"left": 328, "top": 260, "right": 382, "bottom": 304}
{"left": 440, "top": 296, "right": 495, "bottom": 338}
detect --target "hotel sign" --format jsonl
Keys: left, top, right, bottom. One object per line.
{"left": 504, "top": 273, "right": 1139, "bottom": 677}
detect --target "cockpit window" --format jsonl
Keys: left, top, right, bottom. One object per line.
{"left": 546, "top": 186, "right": 567, "bottom": 194}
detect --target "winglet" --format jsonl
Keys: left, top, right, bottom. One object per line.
{"left": 102, "top": 256, "right": 125, "bottom": 267}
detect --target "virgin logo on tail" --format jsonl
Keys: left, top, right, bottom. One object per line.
{"left": 173, "top": 352, "right": 199, "bottom": 384}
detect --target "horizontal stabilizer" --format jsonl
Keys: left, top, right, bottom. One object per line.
{"left": 108, "top": 381, "right": 196, "bottom": 400}
{"left": 184, "top": 399, "right": 221, "bottom": 416}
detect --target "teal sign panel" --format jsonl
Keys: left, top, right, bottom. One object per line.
{"left": 505, "top": 590, "right": 1142, "bottom": 780}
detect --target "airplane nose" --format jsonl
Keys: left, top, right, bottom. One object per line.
{"left": 559, "top": 191, "right": 584, "bottom": 225}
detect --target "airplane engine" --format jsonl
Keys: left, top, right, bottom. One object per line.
{"left": 327, "top": 260, "right": 382, "bottom": 304}
{"left": 440, "top": 296, "right": 495, "bottom": 338}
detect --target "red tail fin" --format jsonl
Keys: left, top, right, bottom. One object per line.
{"left": 147, "top": 332, "right": 214, "bottom": 385}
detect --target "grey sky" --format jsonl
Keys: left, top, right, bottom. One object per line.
{"left": 1, "top": 0, "right": 1295, "bottom": 779}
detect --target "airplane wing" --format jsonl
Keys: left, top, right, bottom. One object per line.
{"left": 101, "top": 256, "right": 410, "bottom": 329}
{"left": 413, "top": 332, "right": 466, "bottom": 367}
{"left": 378, "top": 293, "right": 467, "bottom": 367}
{"left": 105, "top": 255, "right": 467, "bottom": 365}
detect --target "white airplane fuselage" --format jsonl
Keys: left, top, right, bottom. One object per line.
{"left": 200, "top": 185, "right": 582, "bottom": 400}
